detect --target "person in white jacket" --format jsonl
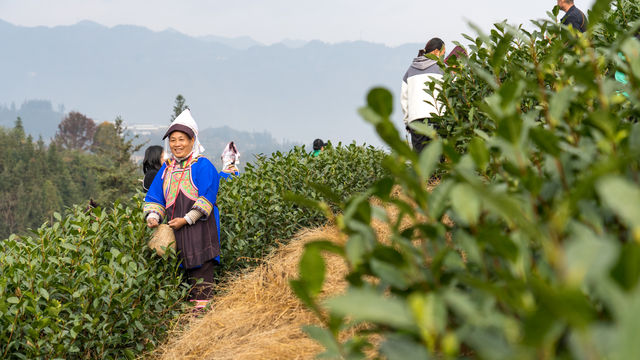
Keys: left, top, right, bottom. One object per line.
{"left": 401, "top": 38, "right": 446, "bottom": 153}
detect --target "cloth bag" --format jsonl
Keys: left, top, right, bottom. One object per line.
{"left": 148, "top": 224, "right": 176, "bottom": 256}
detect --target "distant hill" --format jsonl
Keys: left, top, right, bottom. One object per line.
{"left": 0, "top": 100, "right": 64, "bottom": 139}
{"left": 197, "top": 34, "right": 264, "bottom": 50}
{"left": 0, "top": 19, "right": 422, "bottom": 146}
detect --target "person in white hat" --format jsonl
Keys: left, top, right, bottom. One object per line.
{"left": 143, "top": 109, "right": 220, "bottom": 309}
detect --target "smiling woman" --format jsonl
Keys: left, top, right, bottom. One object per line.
{"left": 169, "top": 130, "right": 194, "bottom": 159}
{"left": 143, "top": 109, "right": 221, "bottom": 309}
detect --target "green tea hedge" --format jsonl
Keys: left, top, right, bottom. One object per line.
{"left": 293, "top": 1, "right": 640, "bottom": 359}
{"left": 0, "top": 198, "right": 189, "bottom": 358}
{"left": 218, "top": 143, "right": 388, "bottom": 272}
{"left": 0, "top": 143, "right": 388, "bottom": 358}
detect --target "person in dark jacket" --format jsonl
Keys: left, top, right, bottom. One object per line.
{"left": 558, "top": 0, "right": 587, "bottom": 33}
{"left": 142, "top": 145, "right": 164, "bottom": 192}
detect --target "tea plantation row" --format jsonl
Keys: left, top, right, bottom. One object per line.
{"left": 0, "top": 143, "right": 387, "bottom": 358}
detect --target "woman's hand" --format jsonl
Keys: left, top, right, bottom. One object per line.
{"left": 147, "top": 217, "right": 159, "bottom": 228}
{"left": 168, "top": 217, "right": 188, "bottom": 230}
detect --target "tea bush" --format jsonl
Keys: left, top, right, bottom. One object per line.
{"left": 218, "top": 143, "right": 388, "bottom": 272}
{"left": 0, "top": 142, "right": 388, "bottom": 358}
{"left": 293, "top": 1, "right": 640, "bottom": 359}
{"left": 0, "top": 196, "right": 190, "bottom": 358}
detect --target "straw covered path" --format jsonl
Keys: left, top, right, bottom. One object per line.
{"left": 152, "top": 226, "right": 348, "bottom": 360}
{"left": 152, "top": 191, "right": 424, "bottom": 360}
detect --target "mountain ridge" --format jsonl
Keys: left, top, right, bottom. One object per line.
{"left": 1, "top": 18, "right": 423, "bottom": 146}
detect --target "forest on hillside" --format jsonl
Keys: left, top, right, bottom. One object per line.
{"left": 0, "top": 114, "right": 140, "bottom": 239}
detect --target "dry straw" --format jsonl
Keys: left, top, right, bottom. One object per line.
{"left": 153, "top": 226, "right": 348, "bottom": 360}
{"left": 153, "top": 185, "right": 460, "bottom": 359}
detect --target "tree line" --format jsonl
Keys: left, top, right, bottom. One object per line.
{"left": 0, "top": 112, "right": 141, "bottom": 239}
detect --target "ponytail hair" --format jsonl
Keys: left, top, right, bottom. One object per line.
{"left": 419, "top": 37, "right": 445, "bottom": 56}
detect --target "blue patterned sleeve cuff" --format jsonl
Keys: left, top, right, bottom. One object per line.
{"left": 192, "top": 197, "right": 213, "bottom": 217}
{"left": 144, "top": 202, "right": 166, "bottom": 221}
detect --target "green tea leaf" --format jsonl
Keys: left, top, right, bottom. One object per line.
{"left": 530, "top": 126, "right": 561, "bottom": 156}
{"left": 450, "top": 183, "right": 481, "bottom": 226}
{"left": 597, "top": 176, "right": 640, "bottom": 233}
{"left": 549, "top": 87, "right": 577, "bottom": 127}
{"left": 468, "top": 137, "right": 490, "bottom": 170}
{"left": 370, "top": 258, "right": 410, "bottom": 290}
{"left": 610, "top": 243, "right": 640, "bottom": 292}
{"left": 380, "top": 334, "right": 431, "bottom": 360}
{"left": 325, "top": 288, "right": 415, "bottom": 329}
{"left": 303, "top": 325, "right": 342, "bottom": 358}
{"left": 299, "top": 246, "right": 326, "bottom": 297}
{"left": 40, "top": 288, "right": 50, "bottom": 302}
{"left": 367, "top": 87, "right": 393, "bottom": 117}
{"left": 418, "top": 140, "right": 442, "bottom": 182}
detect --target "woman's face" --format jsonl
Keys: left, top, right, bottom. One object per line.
{"left": 169, "top": 131, "right": 195, "bottom": 158}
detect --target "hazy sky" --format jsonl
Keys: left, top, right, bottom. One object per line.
{"left": 0, "top": 0, "right": 597, "bottom": 46}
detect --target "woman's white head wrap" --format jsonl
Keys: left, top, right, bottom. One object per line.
{"left": 163, "top": 109, "right": 205, "bottom": 160}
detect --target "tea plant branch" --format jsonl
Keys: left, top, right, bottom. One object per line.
{"left": 3, "top": 307, "right": 21, "bottom": 359}
{"left": 617, "top": 0, "right": 628, "bottom": 26}
{"left": 587, "top": 42, "right": 611, "bottom": 114}
{"left": 530, "top": 36, "right": 553, "bottom": 129}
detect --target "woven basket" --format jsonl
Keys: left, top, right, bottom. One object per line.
{"left": 148, "top": 224, "right": 176, "bottom": 256}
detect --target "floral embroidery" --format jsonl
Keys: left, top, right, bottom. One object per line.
{"left": 193, "top": 197, "right": 213, "bottom": 216}
{"left": 144, "top": 202, "right": 166, "bottom": 220}
{"left": 163, "top": 165, "right": 199, "bottom": 208}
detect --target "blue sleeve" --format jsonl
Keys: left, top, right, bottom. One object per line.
{"left": 219, "top": 171, "right": 240, "bottom": 181}
{"left": 144, "top": 163, "right": 167, "bottom": 219}
{"left": 192, "top": 158, "right": 220, "bottom": 217}
{"left": 214, "top": 205, "right": 221, "bottom": 263}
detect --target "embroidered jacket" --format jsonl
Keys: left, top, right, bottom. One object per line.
{"left": 144, "top": 156, "right": 218, "bottom": 222}
{"left": 144, "top": 156, "right": 221, "bottom": 268}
